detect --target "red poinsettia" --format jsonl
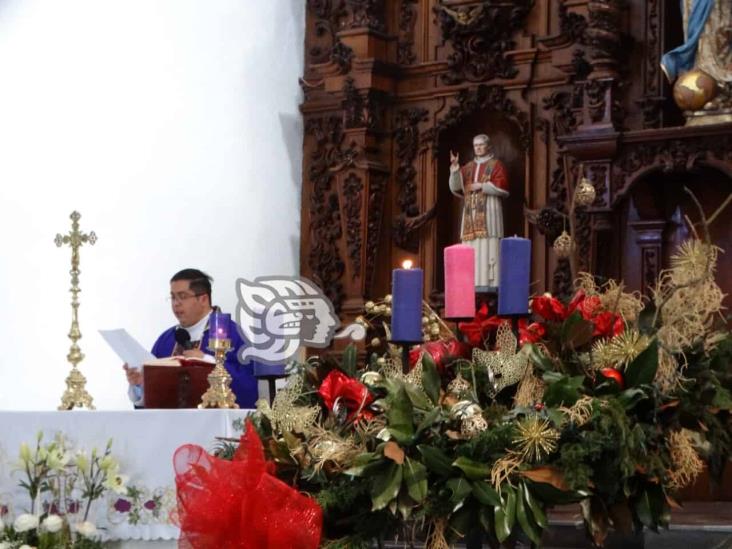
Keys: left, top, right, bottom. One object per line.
{"left": 530, "top": 294, "right": 568, "bottom": 322}
{"left": 318, "top": 370, "right": 374, "bottom": 421}
{"left": 592, "top": 311, "right": 625, "bottom": 338}
{"left": 532, "top": 290, "right": 624, "bottom": 339}
{"left": 518, "top": 319, "right": 546, "bottom": 346}
{"left": 458, "top": 303, "right": 504, "bottom": 347}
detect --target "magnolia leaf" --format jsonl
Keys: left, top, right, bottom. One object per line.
{"left": 446, "top": 477, "right": 473, "bottom": 506}
{"left": 344, "top": 453, "right": 383, "bottom": 477}
{"left": 415, "top": 407, "right": 442, "bottom": 437}
{"left": 562, "top": 312, "right": 595, "bottom": 349}
{"left": 617, "top": 388, "right": 648, "bottom": 410}
{"left": 421, "top": 353, "right": 441, "bottom": 404}
{"left": 452, "top": 456, "right": 491, "bottom": 480}
{"left": 447, "top": 505, "right": 473, "bottom": 541}
{"left": 387, "top": 385, "right": 415, "bottom": 445}
{"left": 397, "top": 487, "right": 415, "bottom": 521}
{"left": 516, "top": 484, "right": 542, "bottom": 545}
{"left": 608, "top": 501, "right": 634, "bottom": 535}
{"left": 370, "top": 462, "right": 403, "bottom": 511}
{"left": 404, "top": 383, "right": 433, "bottom": 411}
{"left": 635, "top": 489, "right": 655, "bottom": 530}
{"left": 417, "top": 445, "right": 453, "bottom": 477}
{"left": 472, "top": 481, "right": 501, "bottom": 507}
{"left": 527, "top": 481, "right": 586, "bottom": 505}
{"left": 479, "top": 506, "right": 493, "bottom": 534}
{"left": 520, "top": 466, "right": 569, "bottom": 491}
{"left": 341, "top": 344, "right": 358, "bottom": 378}
{"left": 494, "top": 485, "right": 516, "bottom": 543}
{"left": 403, "top": 457, "right": 428, "bottom": 503}
{"left": 542, "top": 374, "right": 583, "bottom": 407}
{"left": 525, "top": 343, "right": 554, "bottom": 372}
{"left": 383, "top": 441, "right": 405, "bottom": 465}
{"left": 624, "top": 339, "right": 658, "bottom": 387}
{"left": 522, "top": 481, "right": 548, "bottom": 529}
{"left": 581, "top": 497, "right": 609, "bottom": 547}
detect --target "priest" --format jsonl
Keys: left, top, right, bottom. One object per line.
{"left": 449, "top": 134, "right": 510, "bottom": 290}
{"left": 124, "top": 268, "right": 258, "bottom": 408}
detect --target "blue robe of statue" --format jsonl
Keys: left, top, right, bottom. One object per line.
{"left": 661, "top": 0, "right": 714, "bottom": 81}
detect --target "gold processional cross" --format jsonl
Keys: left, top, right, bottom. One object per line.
{"left": 55, "top": 211, "right": 97, "bottom": 410}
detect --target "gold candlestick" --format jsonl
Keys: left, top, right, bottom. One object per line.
{"left": 198, "top": 338, "right": 239, "bottom": 409}
{"left": 55, "top": 211, "right": 97, "bottom": 410}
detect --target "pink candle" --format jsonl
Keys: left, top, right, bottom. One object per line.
{"left": 444, "top": 244, "right": 476, "bottom": 319}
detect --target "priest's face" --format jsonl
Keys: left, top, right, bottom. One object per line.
{"left": 170, "top": 280, "right": 210, "bottom": 327}
{"left": 473, "top": 138, "right": 489, "bottom": 158}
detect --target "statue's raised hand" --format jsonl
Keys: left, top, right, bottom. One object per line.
{"left": 449, "top": 150, "right": 460, "bottom": 172}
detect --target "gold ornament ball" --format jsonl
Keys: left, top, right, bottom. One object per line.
{"left": 553, "top": 231, "right": 575, "bottom": 259}
{"left": 575, "top": 177, "right": 596, "bottom": 207}
{"left": 361, "top": 371, "right": 384, "bottom": 386}
{"left": 422, "top": 316, "right": 429, "bottom": 325}
{"left": 430, "top": 324, "right": 440, "bottom": 335}
{"left": 385, "top": 307, "right": 392, "bottom": 317}
{"left": 364, "top": 301, "right": 375, "bottom": 312}
{"left": 370, "top": 337, "right": 381, "bottom": 347}
{"left": 384, "top": 294, "right": 392, "bottom": 304}
{"left": 461, "top": 415, "right": 488, "bottom": 438}
{"left": 447, "top": 373, "right": 471, "bottom": 396}
{"left": 673, "top": 69, "right": 718, "bottom": 111}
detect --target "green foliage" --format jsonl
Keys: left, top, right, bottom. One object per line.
{"left": 244, "top": 289, "right": 732, "bottom": 548}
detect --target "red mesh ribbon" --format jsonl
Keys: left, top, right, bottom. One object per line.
{"left": 174, "top": 421, "right": 322, "bottom": 549}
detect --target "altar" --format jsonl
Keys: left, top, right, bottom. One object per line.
{"left": 0, "top": 409, "right": 252, "bottom": 546}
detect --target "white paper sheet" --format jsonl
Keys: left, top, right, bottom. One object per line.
{"left": 99, "top": 329, "right": 155, "bottom": 370}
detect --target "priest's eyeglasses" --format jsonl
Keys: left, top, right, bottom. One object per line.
{"left": 168, "top": 293, "right": 204, "bottom": 303}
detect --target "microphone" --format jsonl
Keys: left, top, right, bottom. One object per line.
{"left": 175, "top": 328, "right": 193, "bottom": 350}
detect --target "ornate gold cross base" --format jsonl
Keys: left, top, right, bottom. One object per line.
{"left": 198, "top": 339, "right": 239, "bottom": 409}
{"left": 59, "top": 367, "right": 95, "bottom": 410}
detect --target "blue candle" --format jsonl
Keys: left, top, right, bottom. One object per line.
{"left": 209, "top": 312, "right": 230, "bottom": 340}
{"left": 391, "top": 261, "right": 423, "bottom": 343}
{"left": 497, "top": 237, "right": 531, "bottom": 316}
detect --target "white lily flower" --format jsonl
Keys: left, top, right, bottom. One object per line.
{"left": 99, "top": 455, "right": 118, "bottom": 472}
{"left": 104, "top": 473, "right": 129, "bottom": 495}
{"left": 19, "top": 442, "right": 32, "bottom": 464}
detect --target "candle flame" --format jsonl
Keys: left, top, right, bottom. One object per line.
{"left": 402, "top": 259, "right": 413, "bottom": 269}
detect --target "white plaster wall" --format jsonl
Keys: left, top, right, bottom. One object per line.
{"left": 0, "top": 0, "right": 304, "bottom": 409}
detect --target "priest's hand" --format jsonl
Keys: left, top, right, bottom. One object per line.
{"left": 182, "top": 349, "right": 205, "bottom": 358}
{"left": 123, "top": 364, "right": 143, "bottom": 385}
{"left": 450, "top": 150, "right": 460, "bottom": 172}
{"left": 468, "top": 182, "right": 482, "bottom": 192}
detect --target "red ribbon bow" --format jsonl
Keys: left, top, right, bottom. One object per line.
{"left": 458, "top": 303, "right": 504, "bottom": 347}
{"left": 409, "top": 339, "right": 471, "bottom": 371}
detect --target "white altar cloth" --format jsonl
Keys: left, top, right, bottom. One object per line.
{"left": 0, "top": 409, "right": 252, "bottom": 542}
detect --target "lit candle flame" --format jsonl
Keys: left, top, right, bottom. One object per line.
{"left": 402, "top": 259, "right": 413, "bottom": 269}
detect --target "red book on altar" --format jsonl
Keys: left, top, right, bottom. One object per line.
{"left": 143, "top": 357, "right": 213, "bottom": 409}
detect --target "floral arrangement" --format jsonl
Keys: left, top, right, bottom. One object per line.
{"left": 0, "top": 432, "right": 127, "bottom": 549}
{"left": 241, "top": 231, "right": 732, "bottom": 549}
